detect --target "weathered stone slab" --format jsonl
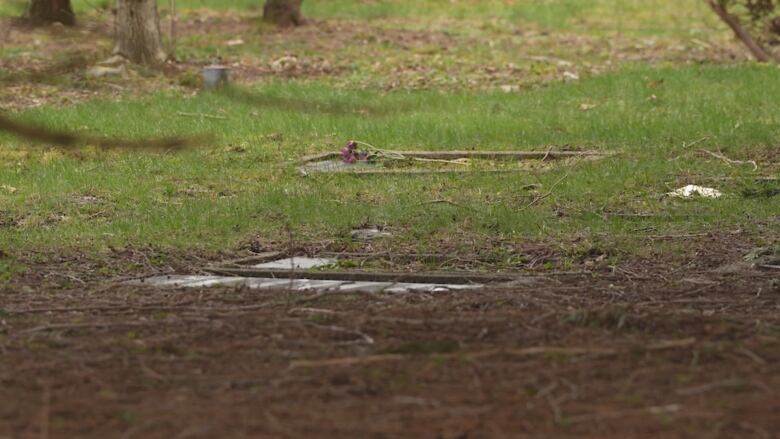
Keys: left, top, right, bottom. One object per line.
{"left": 132, "top": 275, "right": 481, "bottom": 294}
{"left": 253, "top": 257, "right": 337, "bottom": 270}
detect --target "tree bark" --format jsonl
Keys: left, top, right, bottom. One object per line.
{"left": 263, "top": 0, "right": 304, "bottom": 27}
{"left": 27, "top": 0, "right": 75, "bottom": 26}
{"left": 115, "top": 0, "right": 166, "bottom": 65}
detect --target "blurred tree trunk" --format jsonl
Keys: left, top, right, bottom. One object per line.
{"left": 27, "top": 0, "right": 75, "bottom": 26}
{"left": 115, "top": 0, "right": 166, "bottom": 65}
{"left": 263, "top": 0, "right": 304, "bottom": 27}
{"left": 707, "top": 0, "right": 777, "bottom": 62}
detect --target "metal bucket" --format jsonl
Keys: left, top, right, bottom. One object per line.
{"left": 202, "top": 65, "right": 230, "bottom": 89}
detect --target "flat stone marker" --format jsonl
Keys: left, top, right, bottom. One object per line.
{"left": 133, "top": 275, "right": 482, "bottom": 294}
{"left": 252, "top": 257, "right": 336, "bottom": 270}
{"left": 298, "top": 160, "right": 378, "bottom": 175}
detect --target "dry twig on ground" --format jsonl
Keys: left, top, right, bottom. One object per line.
{"left": 699, "top": 149, "right": 759, "bottom": 171}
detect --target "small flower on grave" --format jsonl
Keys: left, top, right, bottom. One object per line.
{"left": 341, "top": 140, "right": 369, "bottom": 164}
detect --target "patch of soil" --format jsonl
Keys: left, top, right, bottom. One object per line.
{"left": 1, "top": 235, "right": 779, "bottom": 438}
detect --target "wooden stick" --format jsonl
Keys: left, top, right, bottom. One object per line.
{"left": 646, "top": 337, "right": 696, "bottom": 350}
{"left": 176, "top": 111, "right": 227, "bottom": 120}
{"left": 519, "top": 171, "right": 570, "bottom": 211}
{"left": 289, "top": 354, "right": 406, "bottom": 369}
{"left": 288, "top": 339, "right": 696, "bottom": 369}
{"left": 18, "top": 321, "right": 152, "bottom": 335}
{"left": 699, "top": 149, "right": 758, "bottom": 170}
{"left": 675, "top": 379, "right": 745, "bottom": 396}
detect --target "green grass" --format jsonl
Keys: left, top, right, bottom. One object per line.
{"left": 1, "top": 64, "right": 777, "bottom": 255}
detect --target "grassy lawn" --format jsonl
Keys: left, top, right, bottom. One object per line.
{"left": 0, "top": 0, "right": 777, "bottom": 267}
{"left": 0, "top": 64, "right": 777, "bottom": 259}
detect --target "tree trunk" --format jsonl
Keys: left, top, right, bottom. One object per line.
{"left": 27, "top": 0, "right": 75, "bottom": 26}
{"left": 115, "top": 0, "right": 166, "bottom": 65}
{"left": 263, "top": 0, "right": 304, "bottom": 27}
{"left": 707, "top": 0, "right": 778, "bottom": 62}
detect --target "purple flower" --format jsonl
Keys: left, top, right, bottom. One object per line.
{"left": 341, "top": 147, "right": 355, "bottom": 164}
{"left": 341, "top": 140, "right": 363, "bottom": 164}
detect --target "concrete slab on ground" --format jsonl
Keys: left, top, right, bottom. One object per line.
{"left": 133, "top": 275, "right": 482, "bottom": 294}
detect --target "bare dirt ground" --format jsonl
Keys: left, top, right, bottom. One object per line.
{"left": 1, "top": 234, "right": 778, "bottom": 438}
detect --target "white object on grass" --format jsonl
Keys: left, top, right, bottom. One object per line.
{"left": 253, "top": 257, "right": 337, "bottom": 270}
{"left": 666, "top": 185, "right": 722, "bottom": 199}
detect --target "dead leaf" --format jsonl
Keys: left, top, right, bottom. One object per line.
{"left": 579, "top": 102, "right": 597, "bottom": 111}
{"left": 1, "top": 184, "right": 17, "bottom": 194}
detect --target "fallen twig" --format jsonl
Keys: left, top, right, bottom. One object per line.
{"left": 288, "top": 339, "right": 696, "bottom": 369}
{"left": 699, "top": 149, "right": 758, "bottom": 171}
{"left": 289, "top": 354, "right": 406, "bottom": 369}
{"left": 176, "top": 111, "right": 227, "bottom": 120}
{"left": 6, "top": 302, "right": 274, "bottom": 315}
{"left": 565, "top": 404, "right": 681, "bottom": 424}
{"left": 288, "top": 307, "right": 340, "bottom": 316}
{"left": 541, "top": 146, "right": 554, "bottom": 161}
{"left": 682, "top": 136, "right": 710, "bottom": 148}
{"left": 546, "top": 395, "right": 564, "bottom": 424}
{"left": 305, "top": 323, "right": 374, "bottom": 345}
{"left": 646, "top": 232, "right": 711, "bottom": 241}
{"left": 737, "top": 348, "right": 767, "bottom": 366}
{"left": 646, "top": 337, "right": 696, "bottom": 350}
{"left": 138, "top": 357, "right": 168, "bottom": 383}
{"left": 519, "top": 172, "right": 570, "bottom": 211}
{"left": 484, "top": 346, "right": 617, "bottom": 357}
{"left": 18, "top": 322, "right": 152, "bottom": 335}
{"left": 675, "top": 379, "right": 745, "bottom": 396}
